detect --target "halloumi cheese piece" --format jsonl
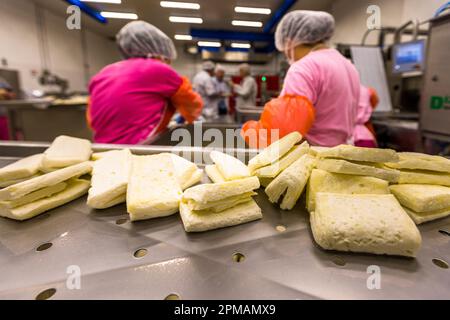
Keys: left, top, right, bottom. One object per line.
{"left": 101, "top": 194, "right": 127, "bottom": 209}
{"left": 205, "top": 165, "right": 226, "bottom": 183}
{"left": 316, "top": 158, "right": 400, "bottom": 182}
{"left": 308, "top": 146, "right": 330, "bottom": 157}
{"left": 210, "top": 151, "right": 250, "bottom": 180}
{"left": 385, "top": 153, "right": 450, "bottom": 173}
{"left": 0, "top": 174, "right": 41, "bottom": 188}
{"left": 182, "top": 168, "right": 203, "bottom": 190}
{"left": 166, "top": 153, "right": 199, "bottom": 189}
{"left": 87, "top": 149, "right": 131, "bottom": 209}
{"left": 184, "top": 191, "right": 257, "bottom": 213}
{"left": 403, "top": 206, "right": 450, "bottom": 225}
{"left": 398, "top": 170, "right": 450, "bottom": 186}
{"left": 389, "top": 184, "right": 450, "bottom": 213}
{"left": 306, "top": 169, "right": 390, "bottom": 212}
{"left": 265, "top": 154, "right": 316, "bottom": 210}
{"left": 248, "top": 131, "right": 302, "bottom": 172}
{"left": 42, "top": 135, "right": 92, "bottom": 169}
{"left": 253, "top": 142, "right": 310, "bottom": 178}
{"left": 179, "top": 199, "right": 262, "bottom": 232}
{"left": 0, "top": 154, "right": 43, "bottom": 182}
{"left": 0, "top": 161, "right": 92, "bottom": 201}
{"left": 0, "top": 182, "right": 67, "bottom": 209}
{"left": 314, "top": 144, "right": 399, "bottom": 163}
{"left": 127, "top": 154, "right": 182, "bottom": 221}
{"left": 91, "top": 150, "right": 118, "bottom": 161}
{"left": 311, "top": 193, "right": 422, "bottom": 257}
{"left": 0, "top": 179, "right": 90, "bottom": 221}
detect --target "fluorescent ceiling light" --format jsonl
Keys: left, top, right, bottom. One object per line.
{"left": 231, "top": 43, "right": 251, "bottom": 49}
{"left": 234, "top": 6, "right": 271, "bottom": 14}
{"left": 175, "top": 34, "right": 193, "bottom": 40}
{"left": 232, "top": 20, "right": 262, "bottom": 27}
{"left": 160, "top": 1, "right": 200, "bottom": 9}
{"left": 81, "top": 0, "right": 122, "bottom": 3}
{"left": 198, "top": 41, "right": 221, "bottom": 47}
{"left": 169, "top": 16, "right": 203, "bottom": 24}
{"left": 100, "top": 12, "right": 138, "bottom": 19}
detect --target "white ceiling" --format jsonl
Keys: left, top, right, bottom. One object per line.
{"left": 35, "top": 0, "right": 334, "bottom": 39}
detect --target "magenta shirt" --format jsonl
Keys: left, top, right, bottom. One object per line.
{"left": 89, "top": 58, "right": 182, "bottom": 144}
{"left": 281, "top": 49, "right": 360, "bottom": 147}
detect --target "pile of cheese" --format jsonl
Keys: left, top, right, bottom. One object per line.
{"left": 0, "top": 136, "right": 93, "bottom": 220}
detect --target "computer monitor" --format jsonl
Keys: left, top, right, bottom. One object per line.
{"left": 392, "top": 40, "right": 426, "bottom": 74}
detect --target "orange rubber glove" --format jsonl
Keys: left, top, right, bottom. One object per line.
{"left": 170, "top": 76, "right": 203, "bottom": 123}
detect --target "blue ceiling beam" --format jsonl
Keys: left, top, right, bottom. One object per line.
{"left": 263, "top": 0, "right": 297, "bottom": 33}
{"left": 64, "top": 0, "right": 107, "bottom": 24}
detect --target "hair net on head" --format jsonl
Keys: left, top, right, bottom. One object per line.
{"left": 238, "top": 63, "right": 251, "bottom": 74}
{"left": 202, "top": 60, "right": 216, "bottom": 71}
{"left": 215, "top": 64, "right": 225, "bottom": 72}
{"left": 275, "top": 10, "right": 335, "bottom": 51}
{"left": 116, "top": 20, "right": 177, "bottom": 60}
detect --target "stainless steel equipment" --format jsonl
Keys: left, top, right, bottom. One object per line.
{"left": 236, "top": 106, "right": 262, "bottom": 123}
{"left": 0, "top": 142, "right": 449, "bottom": 300}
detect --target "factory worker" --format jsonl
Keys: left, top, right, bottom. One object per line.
{"left": 232, "top": 64, "right": 258, "bottom": 109}
{"left": 213, "top": 65, "right": 231, "bottom": 115}
{"left": 88, "top": 21, "right": 203, "bottom": 144}
{"left": 242, "top": 10, "right": 360, "bottom": 147}
{"left": 193, "top": 60, "right": 219, "bottom": 120}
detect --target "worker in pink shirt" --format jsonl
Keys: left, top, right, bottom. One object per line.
{"left": 242, "top": 10, "right": 361, "bottom": 148}
{"left": 88, "top": 21, "right": 203, "bottom": 144}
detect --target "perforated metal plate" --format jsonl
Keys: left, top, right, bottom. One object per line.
{"left": 0, "top": 143, "right": 449, "bottom": 300}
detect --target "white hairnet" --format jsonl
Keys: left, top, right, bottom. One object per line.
{"left": 275, "top": 10, "right": 335, "bottom": 51}
{"left": 238, "top": 63, "right": 251, "bottom": 74}
{"left": 116, "top": 20, "right": 177, "bottom": 60}
{"left": 215, "top": 64, "right": 225, "bottom": 72}
{"left": 202, "top": 60, "right": 216, "bottom": 71}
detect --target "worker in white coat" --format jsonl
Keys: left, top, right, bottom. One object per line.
{"left": 193, "top": 60, "right": 219, "bottom": 119}
{"left": 232, "top": 64, "right": 258, "bottom": 109}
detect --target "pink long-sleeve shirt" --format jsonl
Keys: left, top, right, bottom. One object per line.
{"left": 281, "top": 48, "right": 360, "bottom": 147}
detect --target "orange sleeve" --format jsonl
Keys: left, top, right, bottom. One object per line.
{"left": 86, "top": 98, "right": 93, "bottom": 131}
{"left": 368, "top": 87, "right": 379, "bottom": 110}
{"left": 241, "top": 95, "right": 315, "bottom": 148}
{"left": 170, "top": 76, "right": 203, "bottom": 123}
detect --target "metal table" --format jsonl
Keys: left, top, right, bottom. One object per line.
{"left": 0, "top": 142, "right": 449, "bottom": 300}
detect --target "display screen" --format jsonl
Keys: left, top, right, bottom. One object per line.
{"left": 393, "top": 40, "right": 425, "bottom": 73}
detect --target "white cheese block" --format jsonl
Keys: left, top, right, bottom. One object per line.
{"left": 398, "top": 170, "right": 450, "bottom": 186}
{"left": 42, "top": 135, "right": 92, "bottom": 169}
{"left": 403, "top": 206, "right": 450, "bottom": 225}
{"left": 0, "top": 182, "right": 67, "bottom": 209}
{"left": 101, "top": 194, "right": 127, "bottom": 209}
{"left": 210, "top": 151, "right": 250, "bottom": 180}
{"left": 166, "top": 153, "right": 199, "bottom": 189}
{"left": 389, "top": 184, "right": 450, "bottom": 213}
{"left": 179, "top": 199, "right": 262, "bottom": 232}
{"left": 254, "top": 141, "right": 310, "bottom": 178}
{"left": 183, "top": 192, "right": 257, "bottom": 213}
{"left": 0, "top": 174, "right": 41, "bottom": 188}
{"left": 306, "top": 169, "right": 390, "bottom": 212}
{"left": 311, "top": 193, "right": 422, "bottom": 257}
{"left": 385, "top": 153, "right": 450, "bottom": 173}
{"left": 182, "top": 176, "right": 260, "bottom": 205}
{"left": 248, "top": 131, "right": 302, "bottom": 172}
{"left": 205, "top": 165, "right": 226, "bottom": 183}
{"left": 316, "top": 158, "right": 400, "bottom": 182}
{"left": 0, "top": 161, "right": 92, "bottom": 201}
{"left": 314, "top": 144, "right": 399, "bottom": 163}
{"left": 182, "top": 169, "right": 203, "bottom": 190}
{"left": 91, "top": 150, "right": 118, "bottom": 161}
{"left": 0, "top": 154, "right": 43, "bottom": 182}
{"left": 127, "top": 154, "right": 182, "bottom": 221}
{"left": 87, "top": 149, "right": 131, "bottom": 209}
{"left": 0, "top": 179, "right": 90, "bottom": 221}
{"left": 265, "top": 154, "right": 316, "bottom": 210}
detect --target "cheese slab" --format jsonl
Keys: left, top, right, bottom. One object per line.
{"left": 308, "top": 146, "right": 330, "bottom": 157}
{"left": 389, "top": 184, "right": 450, "bottom": 213}
{"left": 166, "top": 153, "right": 199, "bottom": 189}
{"left": 385, "top": 153, "right": 450, "bottom": 173}
{"left": 210, "top": 151, "right": 250, "bottom": 180}
{"left": 248, "top": 131, "right": 302, "bottom": 172}
{"left": 0, "top": 154, "right": 43, "bottom": 182}
{"left": 314, "top": 144, "right": 398, "bottom": 163}
{"left": 182, "top": 168, "right": 203, "bottom": 190}
{"left": 0, "top": 182, "right": 67, "bottom": 209}
{"left": 101, "top": 194, "right": 127, "bottom": 209}
{"left": 265, "top": 154, "right": 316, "bottom": 210}
{"left": 306, "top": 169, "right": 390, "bottom": 212}
{"left": 311, "top": 193, "right": 422, "bottom": 257}
{"left": 127, "top": 154, "right": 182, "bottom": 221}
{"left": 398, "top": 170, "right": 450, "bottom": 186}
{"left": 179, "top": 199, "right": 262, "bottom": 232}
{"left": 316, "top": 158, "right": 400, "bottom": 182}
{"left": 254, "top": 142, "right": 310, "bottom": 178}
{"left": 205, "top": 165, "right": 226, "bottom": 183}
{"left": 183, "top": 191, "right": 257, "bottom": 213}
{"left": 91, "top": 150, "right": 118, "bottom": 161}
{"left": 87, "top": 149, "right": 131, "bottom": 209}
{"left": 42, "top": 135, "right": 92, "bottom": 169}
{"left": 403, "top": 206, "right": 450, "bottom": 225}
{"left": 0, "top": 161, "right": 92, "bottom": 201}
{"left": 0, "top": 174, "right": 41, "bottom": 188}
{"left": 0, "top": 179, "right": 90, "bottom": 221}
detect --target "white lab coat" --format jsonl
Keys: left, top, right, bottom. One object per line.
{"left": 234, "top": 76, "right": 258, "bottom": 109}
{"left": 193, "top": 70, "right": 218, "bottom": 119}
